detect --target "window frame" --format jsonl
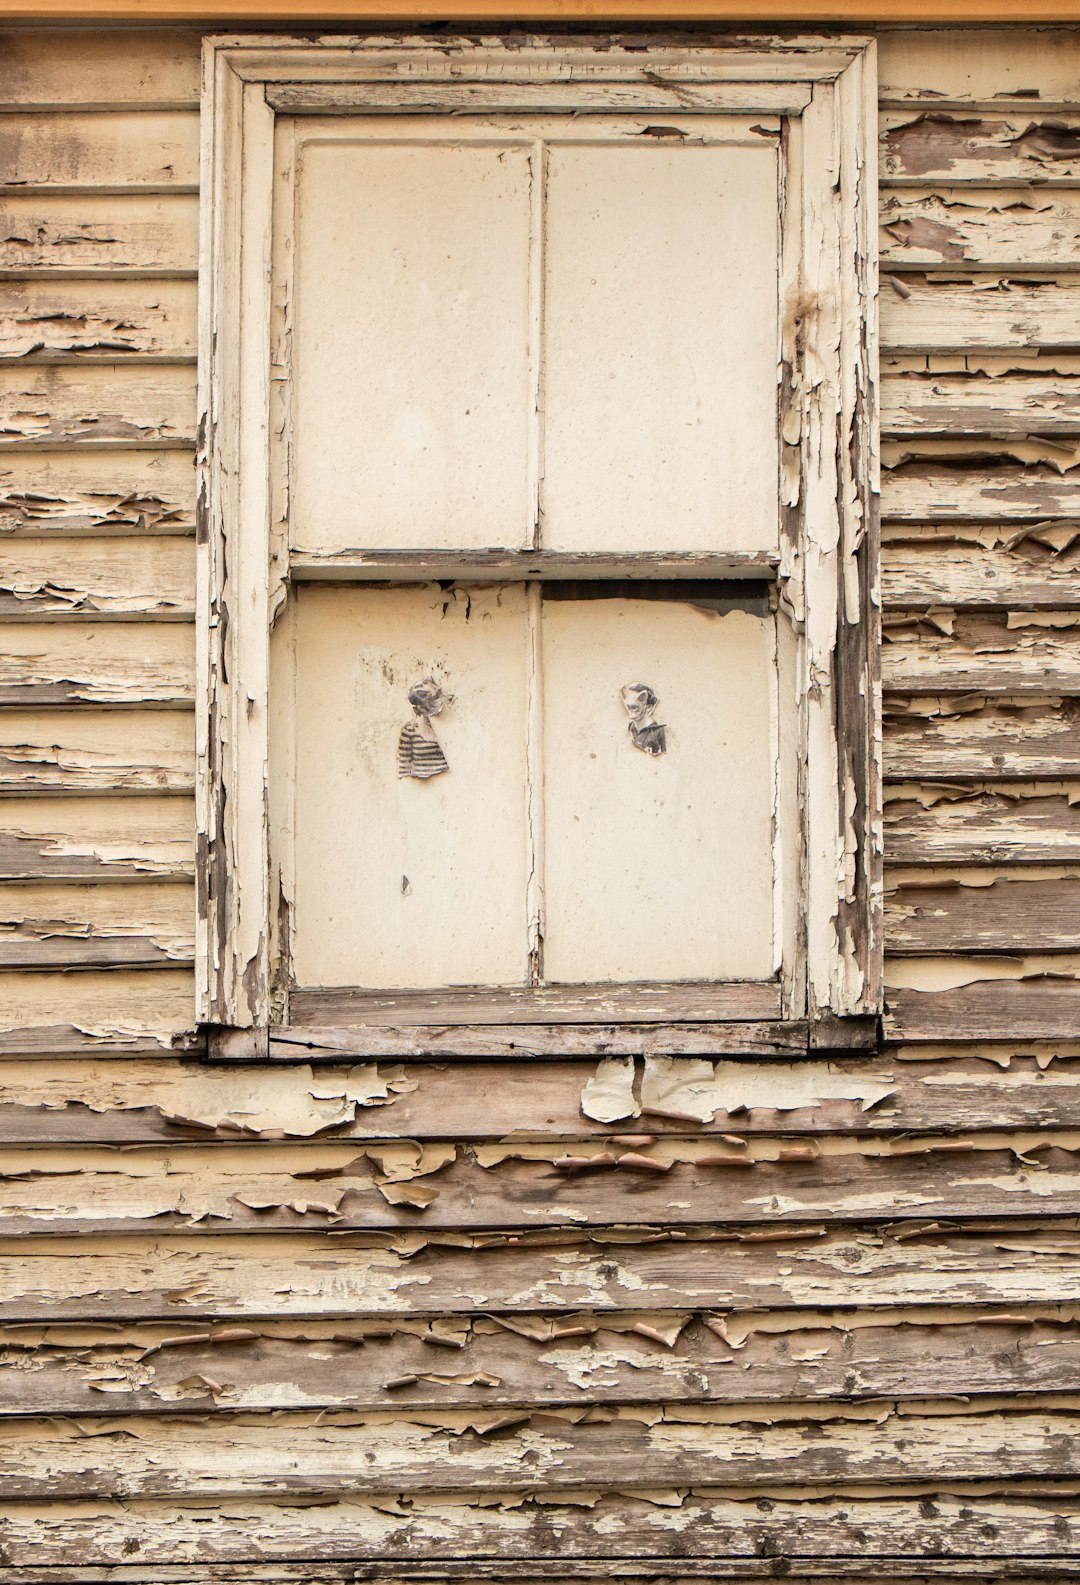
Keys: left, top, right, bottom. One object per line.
{"left": 197, "top": 31, "right": 882, "bottom": 1053}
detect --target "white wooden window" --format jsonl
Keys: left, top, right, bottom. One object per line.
{"left": 198, "top": 34, "right": 881, "bottom": 1054}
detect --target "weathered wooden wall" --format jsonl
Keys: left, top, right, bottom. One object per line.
{"left": 1, "top": 21, "right": 1080, "bottom": 1579}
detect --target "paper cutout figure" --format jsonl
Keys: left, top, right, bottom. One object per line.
{"left": 398, "top": 678, "right": 450, "bottom": 779}
{"left": 621, "top": 682, "right": 666, "bottom": 756}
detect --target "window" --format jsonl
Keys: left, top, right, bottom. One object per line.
{"left": 198, "top": 34, "right": 881, "bottom": 1053}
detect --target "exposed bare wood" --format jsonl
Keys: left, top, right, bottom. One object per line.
{"left": 5, "top": 1312, "right": 1078, "bottom": 1417}
{"left": 0, "top": 794, "right": 194, "bottom": 881}
{"left": 5, "top": 1137, "right": 1080, "bottom": 1234}
{"left": 0, "top": 364, "right": 195, "bottom": 449}
{"left": 0, "top": 1490, "right": 1076, "bottom": 1566}
{"left": 0, "top": 111, "right": 199, "bottom": 191}
{"left": 0, "top": 536, "right": 194, "bottom": 619}
{"left": 882, "top": 461, "right": 1080, "bottom": 523}
{"left": 882, "top": 613, "right": 1080, "bottom": 695}
{"left": 880, "top": 110, "right": 1080, "bottom": 184}
{"left": 288, "top": 549, "right": 778, "bottom": 582}
{"left": 884, "top": 699, "right": 1080, "bottom": 781}
{"left": 0, "top": 621, "right": 194, "bottom": 706}
{"left": 4, "top": 1052, "right": 1080, "bottom": 1139}
{"left": 289, "top": 983, "right": 784, "bottom": 1028}
{"left": 266, "top": 78, "right": 815, "bottom": 114}
{"left": 881, "top": 278, "right": 1080, "bottom": 353}
{"left": 884, "top": 787, "right": 1080, "bottom": 864}
{"left": 0, "top": 880, "right": 194, "bottom": 968}
{"left": 0, "top": 28, "right": 201, "bottom": 110}
{"left": 0, "top": 193, "right": 198, "bottom": 276}
{"left": 4, "top": 1226, "right": 1078, "bottom": 1321}
{"left": 882, "top": 370, "right": 1080, "bottom": 437}
{"left": 268, "top": 1022, "right": 809, "bottom": 1061}
{"left": 0, "top": 451, "right": 196, "bottom": 538}
{"left": 881, "top": 190, "right": 1080, "bottom": 269}
{"left": 6, "top": 1403, "right": 1080, "bottom": 1499}
{"left": 886, "top": 872, "right": 1080, "bottom": 952}
{"left": 0, "top": 709, "right": 194, "bottom": 794}
{"left": 882, "top": 543, "right": 1080, "bottom": 608}
{"left": 0, "top": 967, "right": 196, "bottom": 1055}
{"left": 0, "top": 279, "right": 196, "bottom": 362}
{"left": 886, "top": 974, "right": 1080, "bottom": 1041}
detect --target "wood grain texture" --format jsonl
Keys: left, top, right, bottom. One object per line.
{"left": 0, "top": 111, "right": 199, "bottom": 191}
{"left": 882, "top": 543, "right": 1080, "bottom": 607}
{"left": 884, "top": 788, "right": 1080, "bottom": 863}
{"left": 0, "top": 279, "right": 196, "bottom": 361}
{"left": 880, "top": 110, "right": 1080, "bottom": 184}
{"left": 884, "top": 699, "right": 1080, "bottom": 781}
{"left": 0, "top": 794, "right": 194, "bottom": 880}
{"left": 882, "top": 370, "right": 1080, "bottom": 437}
{"left": 5, "top": 1312, "right": 1077, "bottom": 1416}
{"left": 886, "top": 974, "right": 1080, "bottom": 1040}
{"left": 0, "top": 535, "right": 194, "bottom": 618}
{"left": 0, "top": 450, "right": 196, "bottom": 537}
{"left": 881, "top": 189, "right": 1080, "bottom": 269}
{"left": 0, "top": 192, "right": 198, "bottom": 276}
{"left": 0, "top": 364, "right": 195, "bottom": 447}
{"left": 0, "top": 708, "right": 193, "bottom": 794}
{"left": 882, "top": 461, "right": 1080, "bottom": 523}
{"left": 881, "top": 278, "right": 1080, "bottom": 352}
{"left": 0, "top": 879, "right": 194, "bottom": 968}
{"left": 882, "top": 613, "right": 1080, "bottom": 695}
{"left": 885, "top": 872, "right": 1080, "bottom": 952}
{"left": 0, "top": 621, "right": 194, "bottom": 706}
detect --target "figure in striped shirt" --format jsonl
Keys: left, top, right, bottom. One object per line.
{"left": 398, "top": 678, "right": 450, "bottom": 779}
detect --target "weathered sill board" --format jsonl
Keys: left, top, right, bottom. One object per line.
{"left": 3, "top": 1053, "right": 1080, "bottom": 1143}
{"left": 884, "top": 789, "right": 1080, "bottom": 864}
{"left": 885, "top": 873, "right": 1080, "bottom": 953}
{"left": 0, "top": 27, "right": 201, "bottom": 109}
{"left": 0, "top": 111, "right": 199, "bottom": 191}
{"left": 5, "top": 1405, "right": 1080, "bottom": 1499}
{"left": 0, "top": 710, "right": 193, "bottom": 795}
{"left": 0, "top": 621, "right": 194, "bottom": 706}
{"left": 3, "top": 1227, "right": 1075, "bottom": 1320}
{"left": 0, "top": 794, "right": 194, "bottom": 881}
{"left": 7, "top": 1312, "right": 1078, "bottom": 1417}
{"left": 884, "top": 700, "right": 1080, "bottom": 781}
{"left": 881, "top": 190, "right": 1080, "bottom": 270}
{"left": 883, "top": 615, "right": 1080, "bottom": 696}
{"left": 882, "top": 371, "right": 1080, "bottom": 437}
{"left": 880, "top": 110, "right": 1080, "bottom": 185}
{"left": 886, "top": 976, "right": 1080, "bottom": 1041}
{"left": 4, "top": 1140, "right": 1080, "bottom": 1234}
{"left": 0, "top": 967, "right": 196, "bottom": 1056}
{"left": 0, "top": 880, "right": 194, "bottom": 969}
{"left": 882, "top": 544, "right": 1080, "bottom": 608}
{"left": 7, "top": 1570, "right": 1078, "bottom": 1584}
{"left": 289, "top": 983, "right": 783, "bottom": 1027}
{"left": 0, "top": 364, "right": 195, "bottom": 448}
{"left": 0, "top": 535, "right": 195, "bottom": 619}
{"left": 2, "top": 1491, "right": 1077, "bottom": 1565}
{"left": 877, "top": 28, "right": 1080, "bottom": 106}
{"left": 0, "top": 279, "right": 196, "bottom": 362}
{"left": 881, "top": 279, "right": 1080, "bottom": 353}
{"left": 0, "top": 193, "right": 198, "bottom": 276}
{"left": 0, "top": 450, "right": 196, "bottom": 536}
{"left": 882, "top": 461, "right": 1080, "bottom": 523}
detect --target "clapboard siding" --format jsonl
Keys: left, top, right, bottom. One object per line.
{"left": 1, "top": 22, "right": 1079, "bottom": 1578}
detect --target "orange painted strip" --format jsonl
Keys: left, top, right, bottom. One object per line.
{"left": 1, "top": 0, "right": 1079, "bottom": 20}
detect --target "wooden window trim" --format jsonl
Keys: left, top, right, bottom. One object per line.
{"left": 197, "top": 32, "right": 881, "bottom": 1047}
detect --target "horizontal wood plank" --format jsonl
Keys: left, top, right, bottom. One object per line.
{"left": 886, "top": 873, "right": 1080, "bottom": 952}
{"left": 0, "top": 363, "right": 195, "bottom": 447}
{"left": 4, "top": 1405, "right": 1079, "bottom": 1499}
{"left": 6, "top": 1312, "right": 1077, "bottom": 1416}
{"left": 0, "top": 620, "right": 194, "bottom": 706}
{"left": 290, "top": 983, "right": 783, "bottom": 1027}
{"left": 2, "top": 1226, "right": 1074, "bottom": 1320}
{"left": 884, "top": 699, "right": 1080, "bottom": 781}
{"left": 0, "top": 192, "right": 198, "bottom": 275}
{"left": 0, "top": 449, "right": 196, "bottom": 536}
{"left": 1, "top": 1052, "right": 1079, "bottom": 1141}
{"left": 0, "top": 111, "right": 199, "bottom": 191}
{"left": 880, "top": 110, "right": 1080, "bottom": 184}
{"left": 882, "top": 613, "right": 1080, "bottom": 695}
{"left": 881, "top": 189, "right": 1080, "bottom": 269}
{"left": 0, "top": 879, "right": 193, "bottom": 968}
{"left": 0, "top": 535, "right": 194, "bottom": 618}
{"left": 882, "top": 461, "right": 1080, "bottom": 522}
{"left": 881, "top": 278, "right": 1080, "bottom": 352}
{"left": 0, "top": 793, "right": 193, "bottom": 880}
{"left": 877, "top": 29, "right": 1080, "bottom": 105}
{"left": 0, "top": 709, "right": 193, "bottom": 795}
{"left": 0, "top": 28, "right": 201, "bottom": 109}
{"left": 884, "top": 789, "right": 1080, "bottom": 864}
{"left": 0, "top": 278, "right": 196, "bottom": 361}
{"left": 267, "top": 1022, "right": 809, "bottom": 1061}
{"left": 882, "top": 370, "right": 1080, "bottom": 436}
{"left": 3, "top": 1138, "right": 1080, "bottom": 1234}
{"left": 886, "top": 974, "right": 1080, "bottom": 1040}
{"left": 0, "top": 967, "right": 195, "bottom": 1055}
{"left": 0, "top": 1491, "right": 1075, "bottom": 1566}
{"left": 882, "top": 543, "right": 1080, "bottom": 607}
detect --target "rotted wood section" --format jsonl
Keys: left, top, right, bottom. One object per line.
{"left": 2, "top": 21, "right": 1080, "bottom": 1580}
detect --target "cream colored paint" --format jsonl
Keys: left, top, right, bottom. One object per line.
{"left": 541, "top": 142, "right": 779, "bottom": 554}
{"left": 289, "top": 584, "right": 531, "bottom": 989}
{"left": 540, "top": 600, "right": 775, "bottom": 982}
{"left": 290, "top": 137, "right": 534, "bottom": 551}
